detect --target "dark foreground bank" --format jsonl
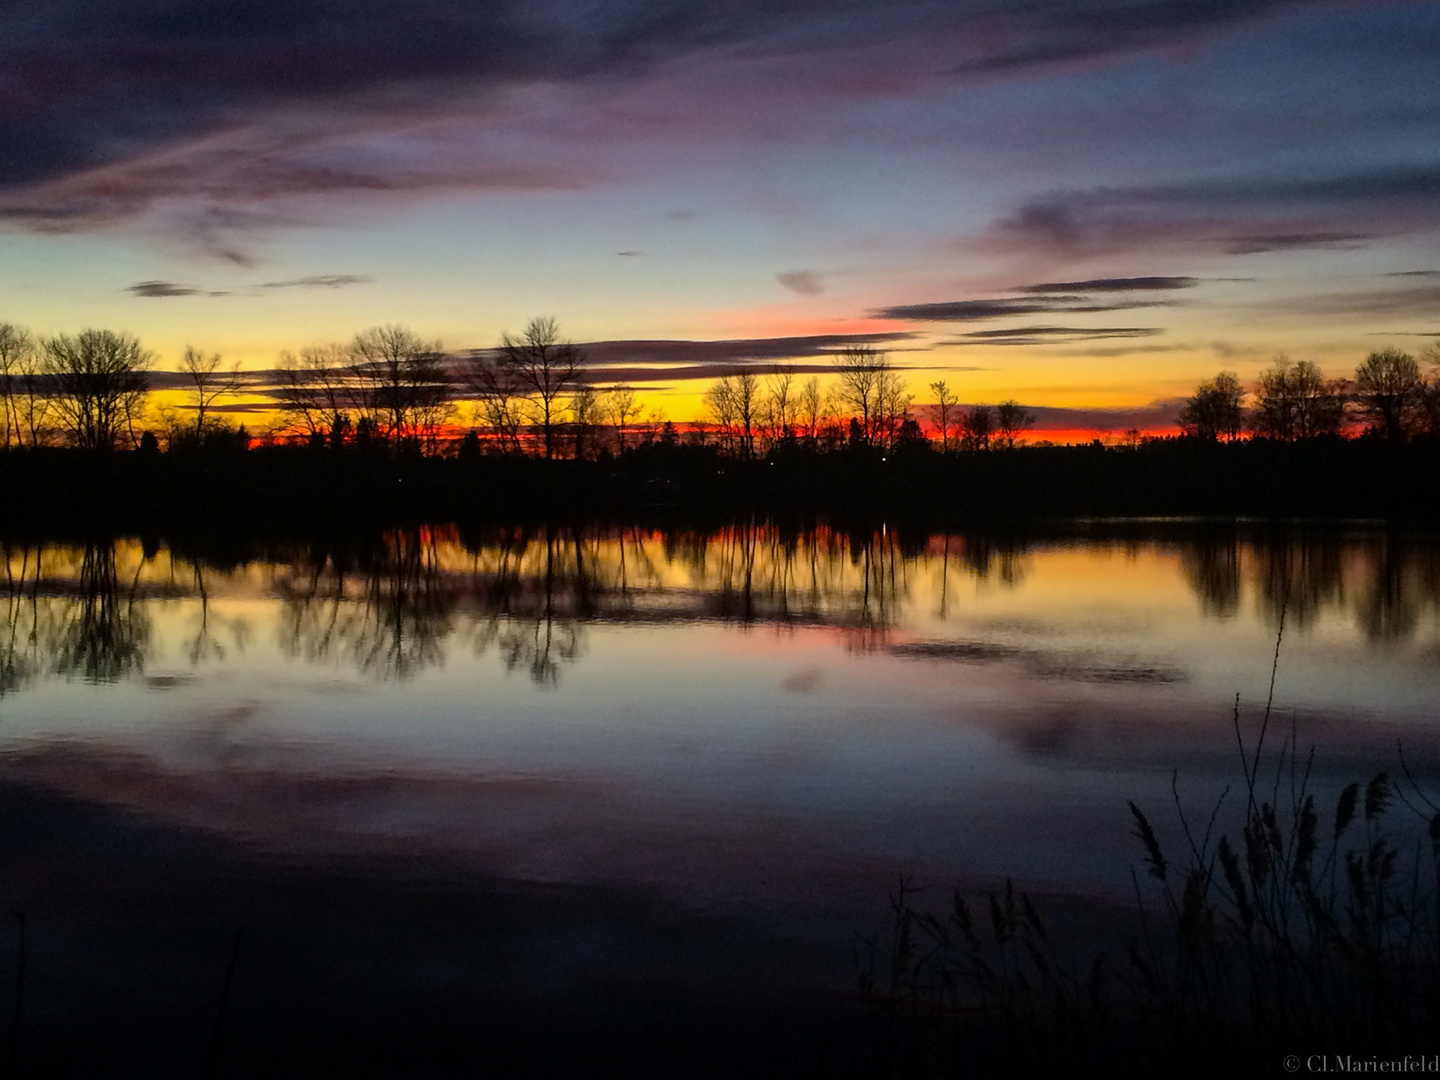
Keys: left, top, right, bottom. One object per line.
{"left": 4, "top": 437, "right": 1439, "bottom": 535}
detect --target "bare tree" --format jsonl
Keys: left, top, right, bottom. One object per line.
{"left": 603, "top": 387, "right": 641, "bottom": 455}
{"left": 960, "top": 404, "right": 993, "bottom": 450}
{"left": 42, "top": 329, "right": 152, "bottom": 450}
{"left": 832, "top": 345, "right": 889, "bottom": 445}
{"left": 929, "top": 380, "right": 957, "bottom": 451}
{"left": 874, "top": 368, "right": 911, "bottom": 451}
{"left": 1179, "top": 371, "right": 1245, "bottom": 442}
{"left": 461, "top": 352, "right": 524, "bottom": 454}
{"left": 179, "top": 346, "right": 243, "bottom": 441}
{"left": 1253, "top": 356, "right": 1346, "bottom": 441}
{"left": 276, "top": 344, "right": 355, "bottom": 448}
{"left": 761, "top": 366, "right": 796, "bottom": 450}
{"left": 732, "top": 371, "right": 760, "bottom": 457}
{"left": 1423, "top": 344, "right": 1440, "bottom": 436}
{"left": 0, "top": 324, "right": 37, "bottom": 449}
{"left": 703, "top": 371, "right": 759, "bottom": 457}
{"left": 994, "top": 400, "right": 1034, "bottom": 449}
{"left": 570, "top": 385, "right": 603, "bottom": 460}
{"left": 1354, "top": 348, "right": 1424, "bottom": 442}
{"left": 498, "top": 316, "right": 585, "bottom": 459}
{"left": 798, "top": 376, "right": 824, "bottom": 448}
{"left": 349, "top": 325, "right": 453, "bottom": 454}
{"left": 704, "top": 375, "right": 739, "bottom": 454}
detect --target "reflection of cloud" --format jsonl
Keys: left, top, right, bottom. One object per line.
{"left": 890, "top": 640, "right": 1188, "bottom": 685}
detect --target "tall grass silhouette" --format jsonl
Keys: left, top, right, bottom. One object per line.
{"left": 861, "top": 619, "right": 1440, "bottom": 1076}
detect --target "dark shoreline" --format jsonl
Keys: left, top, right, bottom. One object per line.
{"left": 4, "top": 439, "right": 1439, "bottom": 539}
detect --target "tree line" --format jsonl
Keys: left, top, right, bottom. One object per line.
{"left": 4, "top": 315, "right": 1437, "bottom": 458}
{"left": 1178, "top": 348, "right": 1440, "bottom": 443}
{"left": 0, "top": 316, "right": 1037, "bottom": 458}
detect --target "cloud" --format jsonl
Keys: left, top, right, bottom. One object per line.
{"left": 259, "top": 275, "right": 372, "bottom": 289}
{"left": 1270, "top": 284, "right": 1440, "bottom": 319}
{"left": 244, "top": 330, "right": 927, "bottom": 398}
{"left": 552, "top": 332, "right": 921, "bottom": 367}
{"left": 126, "top": 280, "right": 201, "bottom": 298}
{"left": 943, "top": 326, "right": 1164, "bottom": 346}
{"left": 945, "top": 0, "right": 1326, "bottom": 77}
{"left": 1014, "top": 276, "right": 1198, "bottom": 293}
{"left": 0, "top": 0, "right": 1367, "bottom": 244}
{"left": 777, "top": 271, "right": 824, "bottom": 296}
{"left": 616, "top": 250, "right": 643, "bottom": 257}
{"left": 988, "top": 165, "right": 1440, "bottom": 259}
{"left": 1222, "top": 232, "right": 1366, "bottom": 255}
{"left": 874, "top": 298, "right": 1174, "bottom": 322}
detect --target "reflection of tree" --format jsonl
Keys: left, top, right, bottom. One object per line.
{"left": 1355, "top": 536, "right": 1420, "bottom": 643}
{"left": 463, "top": 527, "right": 587, "bottom": 687}
{"left": 1, "top": 543, "right": 43, "bottom": 696}
{"left": 1181, "top": 534, "right": 1242, "bottom": 618}
{"left": 50, "top": 543, "right": 150, "bottom": 682}
{"left": 1180, "top": 530, "right": 1439, "bottom": 646}
{"left": 277, "top": 529, "right": 453, "bottom": 681}
{"left": 1254, "top": 534, "right": 1345, "bottom": 632}
{"left": 959, "top": 535, "right": 1027, "bottom": 588}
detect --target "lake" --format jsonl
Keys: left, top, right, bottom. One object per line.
{"left": 2, "top": 522, "right": 1438, "bottom": 1074}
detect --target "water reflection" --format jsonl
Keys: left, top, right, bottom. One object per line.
{"left": 3, "top": 526, "right": 1439, "bottom": 690}
{"left": 2, "top": 541, "right": 151, "bottom": 689}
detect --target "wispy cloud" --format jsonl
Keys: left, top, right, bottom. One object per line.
{"left": 1013, "top": 276, "right": 1198, "bottom": 294}
{"left": 875, "top": 298, "right": 1175, "bottom": 322}
{"left": 259, "top": 275, "right": 371, "bottom": 289}
{"left": 126, "top": 280, "right": 201, "bottom": 298}
{"left": 944, "top": 326, "right": 1164, "bottom": 347}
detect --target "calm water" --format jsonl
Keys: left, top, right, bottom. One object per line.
{"left": 4, "top": 523, "right": 1438, "bottom": 922}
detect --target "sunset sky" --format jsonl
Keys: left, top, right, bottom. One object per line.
{"left": 2, "top": 0, "right": 1438, "bottom": 434}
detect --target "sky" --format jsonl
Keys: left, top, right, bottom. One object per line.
{"left": 2, "top": 0, "right": 1438, "bottom": 434}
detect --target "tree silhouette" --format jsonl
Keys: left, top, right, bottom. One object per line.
{"left": 275, "top": 344, "right": 355, "bottom": 448}
{"left": 570, "top": 385, "right": 602, "bottom": 460}
{"left": 832, "top": 345, "right": 891, "bottom": 446}
{"left": 462, "top": 350, "right": 526, "bottom": 454}
{"left": 994, "top": 400, "right": 1034, "bottom": 449}
{"left": 603, "top": 387, "right": 640, "bottom": 455}
{"left": 704, "top": 371, "right": 759, "bottom": 457}
{"left": 41, "top": 329, "right": 151, "bottom": 450}
{"left": 498, "top": 316, "right": 585, "bottom": 459}
{"left": 349, "top": 325, "right": 452, "bottom": 454}
{"left": 0, "top": 324, "right": 38, "bottom": 449}
{"left": 960, "top": 404, "right": 993, "bottom": 450}
{"left": 798, "top": 376, "right": 825, "bottom": 448}
{"left": 929, "top": 381, "right": 957, "bottom": 451}
{"left": 1252, "top": 356, "right": 1345, "bottom": 440}
{"left": 1354, "top": 348, "right": 1424, "bottom": 441}
{"left": 760, "top": 366, "right": 797, "bottom": 451}
{"left": 1179, "top": 371, "right": 1244, "bottom": 442}
{"left": 179, "top": 346, "right": 243, "bottom": 443}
